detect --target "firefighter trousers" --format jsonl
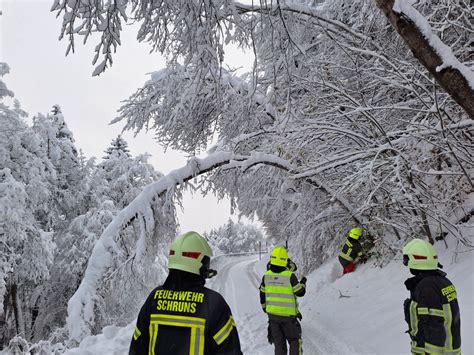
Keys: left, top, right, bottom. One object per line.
{"left": 268, "top": 314, "right": 302, "bottom": 355}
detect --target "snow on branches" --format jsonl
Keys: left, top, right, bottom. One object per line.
{"left": 52, "top": 0, "right": 474, "bottom": 341}
{"left": 375, "top": 0, "right": 474, "bottom": 117}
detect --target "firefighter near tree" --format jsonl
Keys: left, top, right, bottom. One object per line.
{"left": 338, "top": 227, "right": 366, "bottom": 275}
{"left": 260, "top": 246, "right": 306, "bottom": 355}
{"left": 129, "top": 231, "right": 243, "bottom": 355}
{"left": 402, "top": 238, "right": 461, "bottom": 354}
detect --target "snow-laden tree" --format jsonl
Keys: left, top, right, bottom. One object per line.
{"left": 205, "top": 219, "right": 264, "bottom": 254}
{"left": 103, "top": 135, "right": 131, "bottom": 159}
{"left": 51, "top": 0, "right": 473, "bottom": 341}
{"left": 31, "top": 136, "right": 177, "bottom": 343}
{"left": 31, "top": 106, "right": 85, "bottom": 229}
{"left": 112, "top": 0, "right": 473, "bottom": 255}
{"left": 0, "top": 65, "right": 56, "bottom": 348}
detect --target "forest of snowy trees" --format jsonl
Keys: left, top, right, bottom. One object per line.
{"left": 205, "top": 220, "right": 265, "bottom": 254}
{"left": 1, "top": 0, "right": 473, "bottom": 351}
{"left": 0, "top": 66, "right": 177, "bottom": 349}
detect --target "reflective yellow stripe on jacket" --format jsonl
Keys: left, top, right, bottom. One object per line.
{"left": 133, "top": 326, "right": 141, "bottom": 341}
{"left": 409, "top": 302, "right": 460, "bottom": 354}
{"left": 264, "top": 270, "right": 298, "bottom": 316}
{"left": 339, "top": 240, "right": 354, "bottom": 261}
{"left": 213, "top": 315, "right": 235, "bottom": 345}
{"left": 148, "top": 314, "right": 206, "bottom": 355}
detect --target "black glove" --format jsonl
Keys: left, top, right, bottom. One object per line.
{"left": 300, "top": 276, "right": 307, "bottom": 285}
{"left": 206, "top": 269, "right": 218, "bottom": 279}
{"left": 287, "top": 259, "right": 298, "bottom": 272}
{"left": 296, "top": 312, "right": 302, "bottom": 320}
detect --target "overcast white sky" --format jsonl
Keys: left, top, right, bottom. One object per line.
{"left": 0, "top": 0, "right": 255, "bottom": 234}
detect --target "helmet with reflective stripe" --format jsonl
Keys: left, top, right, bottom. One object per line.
{"left": 402, "top": 238, "right": 438, "bottom": 270}
{"left": 168, "top": 231, "right": 213, "bottom": 275}
{"left": 348, "top": 227, "right": 363, "bottom": 240}
{"left": 270, "top": 246, "right": 288, "bottom": 267}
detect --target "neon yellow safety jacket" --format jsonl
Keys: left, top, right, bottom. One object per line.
{"left": 260, "top": 269, "right": 305, "bottom": 317}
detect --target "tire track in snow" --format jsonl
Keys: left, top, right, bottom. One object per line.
{"left": 211, "top": 257, "right": 245, "bottom": 296}
{"left": 245, "top": 259, "right": 261, "bottom": 289}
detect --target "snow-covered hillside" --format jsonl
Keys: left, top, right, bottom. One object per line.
{"left": 64, "top": 238, "right": 473, "bottom": 354}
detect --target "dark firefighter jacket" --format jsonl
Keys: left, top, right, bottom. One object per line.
{"left": 259, "top": 264, "right": 306, "bottom": 315}
{"left": 129, "top": 270, "right": 242, "bottom": 355}
{"left": 338, "top": 237, "right": 363, "bottom": 267}
{"left": 404, "top": 269, "right": 461, "bottom": 354}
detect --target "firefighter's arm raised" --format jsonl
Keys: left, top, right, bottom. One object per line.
{"left": 290, "top": 274, "right": 306, "bottom": 297}
{"left": 287, "top": 258, "right": 298, "bottom": 272}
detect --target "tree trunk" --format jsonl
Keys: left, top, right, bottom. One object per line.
{"left": 375, "top": 0, "right": 474, "bottom": 118}
{"left": 10, "top": 284, "right": 25, "bottom": 338}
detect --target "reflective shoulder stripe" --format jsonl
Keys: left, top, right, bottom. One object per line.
{"left": 213, "top": 315, "right": 235, "bottom": 345}
{"left": 417, "top": 307, "right": 445, "bottom": 317}
{"left": 345, "top": 240, "right": 353, "bottom": 248}
{"left": 133, "top": 326, "right": 142, "bottom": 341}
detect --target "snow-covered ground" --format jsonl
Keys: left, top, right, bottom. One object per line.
{"left": 65, "top": 240, "right": 473, "bottom": 354}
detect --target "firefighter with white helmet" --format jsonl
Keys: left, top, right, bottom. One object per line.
{"left": 129, "top": 231, "right": 242, "bottom": 354}
{"left": 402, "top": 238, "right": 461, "bottom": 354}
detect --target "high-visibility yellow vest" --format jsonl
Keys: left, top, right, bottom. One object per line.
{"left": 263, "top": 269, "right": 298, "bottom": 317}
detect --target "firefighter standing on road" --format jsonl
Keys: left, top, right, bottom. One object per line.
{"left": 402, "top": 238, "right": 461, "bottom": 354}
{"left": 129, "top": 231, "right": 242, "bottom": 355}
{"left": 338, "top": 227, "right": 365, "bottom": 275}
{"left": 260, "top": 246, "right": 306, "bottom": 355}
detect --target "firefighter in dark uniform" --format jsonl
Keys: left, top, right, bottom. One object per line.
{"left": 129, "top": 231, "right": 242, "bottom": 355}
{"left": 338, "top": 227, "right": 364, "bottom": 274}
{"left": 402, "top": 238, "right": 461, "bottom": 354}
{"left": 260, "top": 246, "right": 306, "bottom": 355}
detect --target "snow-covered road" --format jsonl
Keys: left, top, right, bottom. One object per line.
{"left": 210, "top": 255, "right": 352, "bottom": 354}
{"left": 63, "top": 244, "right": 473, "bottom": 354}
